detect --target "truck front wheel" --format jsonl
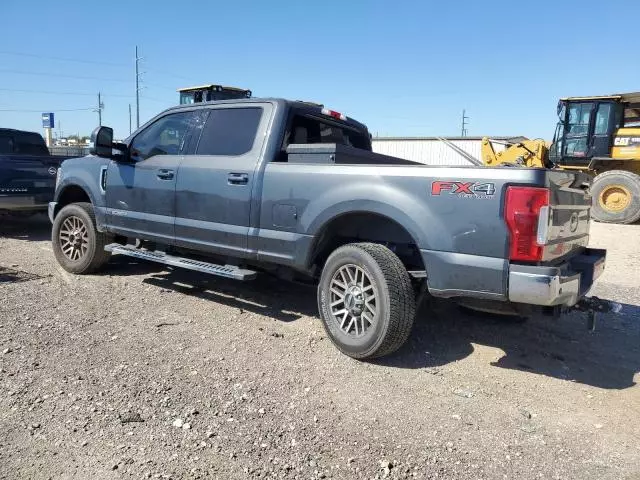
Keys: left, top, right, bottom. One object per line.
{"left": 52, "top": 202, "right": 111, "bottom": 274}
{"left": 317, "top": 243, "right": 416, "bottom": 359}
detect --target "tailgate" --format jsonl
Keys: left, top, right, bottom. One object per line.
{"left": 541, "top": 170, "right": 592, "bottom": 262}
{"left": 0, "top": 154, "right": 61, "bottom": 201}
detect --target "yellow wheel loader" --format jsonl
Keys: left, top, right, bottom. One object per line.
{"left": 482, "top": 92, "right": 640, "bottom": 224}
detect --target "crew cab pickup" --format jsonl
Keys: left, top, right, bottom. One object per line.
{"left": 0, "top": 128, "right": 69, "bottom": 214}
{"left": 48, "top": 98, "right": 607, "bottom": 359}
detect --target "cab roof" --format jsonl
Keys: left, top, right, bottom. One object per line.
{"left": 561, "top": 92, "right": 640, "bottom": 104}
{"left": 177, "top": 84, "right": 250, "bottom": 93}
{"left": 164, "top": 97, "right": 369, "bottom": 131}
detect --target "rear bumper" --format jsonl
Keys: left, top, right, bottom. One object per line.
{"left": 508, "top": 248, "right": 606, "bottom": 307}
{"left": 0, "top": 194, "right": 47, "bottom": 212}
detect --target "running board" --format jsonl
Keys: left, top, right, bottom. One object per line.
{"left": 105, "top": 244, "right": 257, "bottom": 281}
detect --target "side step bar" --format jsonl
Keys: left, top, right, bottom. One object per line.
{"left": 104, "top": 244, "right": 257, "bottom": 281}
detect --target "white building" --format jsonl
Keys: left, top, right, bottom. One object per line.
{"left": 372, "top": 136, "right": 522, "bottom": 166}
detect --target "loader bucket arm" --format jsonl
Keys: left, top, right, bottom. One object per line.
{"left": 481, "top": 137, "right": 549, "bottom": 168}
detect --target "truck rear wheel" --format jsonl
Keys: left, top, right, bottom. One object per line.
{"left": 590, "top": 170, "right": 640, "bottom": 224}
{"left": 317, "top": 243, "right": 416, "bottom": 359}
{"left": 52, "top": 202, "right": 111, "bottom": 274}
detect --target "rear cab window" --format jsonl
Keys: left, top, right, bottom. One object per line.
{"left": 277, "top": 106, "right": 372, "bottom": 161}
{"left": 0, "top": 131, "right": 49, "bottom": 156}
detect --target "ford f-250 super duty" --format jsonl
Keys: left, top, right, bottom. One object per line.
{"left": 48, "top": 98, "right": 608, "bottom": 359}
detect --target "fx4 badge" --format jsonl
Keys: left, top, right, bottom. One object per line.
{"left": 431, "top": 181, "right": 496, "bottom": 198}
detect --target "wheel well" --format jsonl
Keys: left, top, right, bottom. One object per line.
{"left": 310, "top": 212, "right": 424, "bottom": 272}
{"left": 56, "top": 185, "right": 91, "bottom": 214}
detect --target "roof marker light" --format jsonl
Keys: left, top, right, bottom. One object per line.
{"left": 321, "top": 108, "right": 347, "bottom": 121}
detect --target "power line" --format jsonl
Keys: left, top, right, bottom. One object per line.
{"left": 0, "top": 107, "right": 94, "bottom": 112}
{"left": 144, "top": 67, "right": 198, "bottom": 84}
{"left": 0, "top": 87, "right": 135, "bottom": 98}
{"left": 0, "top": 50, "right": 128, "bottom": 67}
{"left": 140, "top": 95, "right": 172, "bottom": 103}
{"left": 0, "top": 50, "right": 198, "bottom": 85}
{"left": 0, "top": 69, "right": 130, "bottom": 83}
{"left": 143, "top": 81, "right": 179, "bottom": 91}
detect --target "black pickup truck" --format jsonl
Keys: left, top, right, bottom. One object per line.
{"left": 0, "top": 128, "right": 72, "bottom": 215}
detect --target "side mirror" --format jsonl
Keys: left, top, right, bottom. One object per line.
{"left": 90, "top": 126, "right": 114, "bottom": 157}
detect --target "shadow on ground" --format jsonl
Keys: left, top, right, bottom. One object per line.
{"left": 0, "top": 214, "right": 51, "bottom": 241}
{"left": 105, "top": 259, "right": 640, "bottom": 390}
{"left": 104, "top": 260, "right": 317, "bottom": 323}
{"left": 377, "top": 299, "right": 640, "bottom": 390}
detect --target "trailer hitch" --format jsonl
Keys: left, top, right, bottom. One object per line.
{"left": 571, "top": 296, "right": 622, "bottom": 331}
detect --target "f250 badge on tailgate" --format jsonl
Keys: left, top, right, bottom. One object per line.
{"left": 431, "top": 181, "right": 496, "bottom": 199}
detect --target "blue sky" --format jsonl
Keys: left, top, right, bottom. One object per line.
{"left": 1, "top": 0, "right": 638, "bottom": 140}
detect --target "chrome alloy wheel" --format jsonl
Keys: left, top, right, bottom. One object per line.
{"left": 58, "top": 215, "right": 89, "bottom": 261}
{"left": 329, "top": 264, "right": 377, "bottom": 337}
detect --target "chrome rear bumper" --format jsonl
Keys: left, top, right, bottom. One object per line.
{"left": 508, "top": 249, "right": 606, "bottom": 307}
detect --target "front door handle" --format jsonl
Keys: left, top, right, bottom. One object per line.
{"left": 157, "top": 169, "right": 175, "bottom": 180}
{"left": 228, "top": 172, "right": 249, "bottom": 185}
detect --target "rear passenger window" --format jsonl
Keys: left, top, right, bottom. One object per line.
{"left": 14, "top": 133, "right": 49, "bottom": 155}
{"left": 196, "top": 108, "right": 262, "bottom": 156}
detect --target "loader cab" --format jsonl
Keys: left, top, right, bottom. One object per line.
{"left": 549, "top": 96, "right": 623, "bottom": 167}
{"left": 178, "top": 84, "right": 252, "bottom": 105}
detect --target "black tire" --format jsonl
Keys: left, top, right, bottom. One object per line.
{"left": 317, "top": 243, "right": 416, "bottom": 359}
{"left": 590, "top": 170, "right": 640, "bottom": 224}
{"left": 52, "top": 202, "right": 112, "bottom": 274}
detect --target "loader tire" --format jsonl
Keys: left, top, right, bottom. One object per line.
{"left": 591, "top": 170, "right": 640, "bottom": 224}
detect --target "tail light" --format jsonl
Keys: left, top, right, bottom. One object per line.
{"left": 505, "top": 186, "right": 550, "bottom": 262}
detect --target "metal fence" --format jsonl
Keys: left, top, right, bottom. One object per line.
{"left": 49, "top": 146, "right": 91, "bottom": 157}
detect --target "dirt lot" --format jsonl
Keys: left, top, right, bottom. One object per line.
{"left": 1, "top": 216, "right": 639, "bottom": 480}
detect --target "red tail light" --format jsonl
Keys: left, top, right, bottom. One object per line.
{"left": 505, "top": 186, "right": 550, "bottom": 262}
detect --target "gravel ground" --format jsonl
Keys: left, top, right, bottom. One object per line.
{"left": 0, "top": 215, "right": 639, "bottom": 480}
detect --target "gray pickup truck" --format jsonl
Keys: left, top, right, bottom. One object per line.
{"left": 48, "top": 98, "right": 607, "bottom": 359}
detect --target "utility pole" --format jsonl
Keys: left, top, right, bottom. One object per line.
{"left": 135, "top": 46, "right": 141, "bottom": 128}
{"left": 128, "top": 104, "right": 132, "bottom": 134}
{"left": 460, "top": 109, "right": 469, "bottom": 137}
{"left": 96, "top": 92, "right": 104, "bottom": 126}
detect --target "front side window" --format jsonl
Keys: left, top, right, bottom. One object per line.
{"left": 195, "top": 107, "right": 262, "bottom": 156}
{"left": 594, "top": 103, "right": 612, "bottom": 135}
{"left": 179, "top": 92, "right": 196, "bottom": 105}
{"left": 130, "top": 111, "right": 195, "bottom": 161}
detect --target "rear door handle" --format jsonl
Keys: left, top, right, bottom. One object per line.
{"left": 228, "top": 172, "right": 249, "bottom": 185}
{"left": 157, "top": 169, "right": 175, "bottom": 180}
